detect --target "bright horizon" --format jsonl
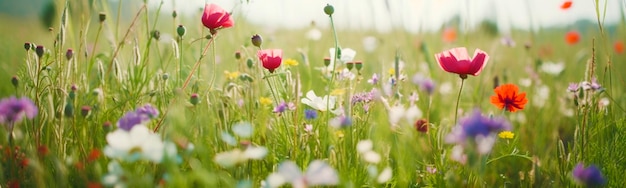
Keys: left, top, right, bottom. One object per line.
{"left": 149, "top": 0, "right": 625, "bottom": 33}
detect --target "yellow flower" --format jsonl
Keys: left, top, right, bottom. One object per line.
{"left": 335, "top": 130, "right": 344, "bottom": 138}
{"left": 284, "top": 58, "right": 299, "bottom": 66}
{"left": 224, "top": 71, "right": 240, "bottom": 80}
{"left": 388, "top": 68, "right": 395, "bottom": 76}
{"left": 498, "top": 131, "right": 514, "bottom": 139}
{"left": 330, "top": 89, "right": 345, "bottom": 96}
{"left": 259, "top": 97, "right": 273, "bottom": 106}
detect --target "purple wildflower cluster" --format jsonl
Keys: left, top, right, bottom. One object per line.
{"left": 351, "top": 89, "right": 377, "bottom": 112}
{"left": 412, "top": 74, "right": 435, "bottom": 95}
{"left": 568, "top": 77, "right": 602, "bottom": 93}
{"left": 117, "top": 104, "right": 159, "bottom": 131}
{"left": 0, "top": 97, "right": 38, "bottom": 129}
{"left": 446, "top": 109, "right": 511, "bottom": 146}
{"left": 572, "top": 163, "right": 606, "bottom": 187}
{"left": 273, "top": 101, "right": 295, "bottom": 114}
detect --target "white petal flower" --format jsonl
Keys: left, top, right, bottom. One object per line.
{"left": 244, "top": 146, "right": 268, "bottom": 159}
{"left": 306, "top": 28, "right": 322, "bottom": 41}
{"left": 356, "top": 140, "right": 373, "bottom": 154}
{"left": 272, "top": 160, "right": 339, "bottom": 188}
{"left": 362, "top": 150, "right": 381, "bottom": 164}
{"left": 362, "top": 36, "right": 378, "bottom": 53}
{"left": 475, "top": 135, "right": 496, "bottom": 154}
{"left": 301, "top": 90, "right": 337, "bottom": 113}
{"left": 540, "top": 62, "right": 565, "bottom": 76}
{"left": 377, "top": 167, "right": 393, "bottom": 183}
{"left": 104, "top": 125, "right": 165, "bottom": 163}
{"left": 232, "top": 122, "right": 254, "bottom": 138}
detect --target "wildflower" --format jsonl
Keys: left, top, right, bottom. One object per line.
{"left": 377, "top": 167, "right": 393, "bottom": 183}
{"left": 283, "top": 58, "right": 299, "bottom": 66}
{"left": 540, "top": 62, "right": 565, "bottom": 76}
{"left": 304, "top": 109, "right": 318, "bottom": 120}
{"left": 388, "top": 104, "right": 423, "bottom": 127}
{"left": 306, "top": 28, "right": 322, "bottom": 41}
{"left": 367, "top": 73, "right": 379, "bottom": 85}
{"left": 446, "top": 109, "right": 511, "bottom": 154}
{"left": 201, "top": 4, "right": 234, "bottom": 32}
{"left": 304, "top": 124, "right": 313, "bottom": 133}
{"left": 258, "top": 49, "right": 282, "bottom": 73}
{"left": 351, "top": 90, "right": 375, "bottom": 106}
{"left": 301, "top": 90, "right": 340, "bottom": 114}
{"left": 443, "top": 27, "right": 457, "bottom": 43}
{"left": 329, "top": 115, "right": 352, "bottom": 128}
{"left": 251, "top": 34, "right": 263, "bottom": 47}
{"left": 412, "top": 74, "right": 436, "bottom": 95}
{"left": 426, "top": 166, "right": 437, "bottom": 174}
{"left": 561, "top": 0, "right": 572, "bottom": 10}
{"left": 500, "top": 36, "right": 516, "bottom": 47}
{"left": 565, "top": 31, "right": 580, "bottom": 45}
{"left": 35, "top": 45, "right": 45, "bottom": 58}
{"left": 224, "top": 70, "right": 240, "bottom": 80}
{"left": 614, "top": 41, "right": 624, "bottom": 54}
{"left": 338, "top": 68, "right": 356, "bottom": 81}
{"left": 190, "top": 93, "right": 200, "bottom": 105}
{"left": 328, "top": 47, "right": 356, "bottom": 67}
{"left": 590, "top": 77, "right": 602, "bottom": 91}
{"left": 362, "top": 36, "right": 378, "bottom": 52}
{"left": 273, "top": 102, "right": 288, "bottom": 113}
{"left": 0, "top": 97, "right": 38, "bottom": 130}
{"left": 566, "top": 83, "right": 579, "bottom": 93}
{"left": 66, "top": 48, "right": 74, "bottom": 60}
{"left": 356, "top": 139, "right": 381, "bottom": 164}
{"left": 214, "top": 146, "right": 267, "bottom": 167}
{"left": 498, "top": 131, "right": 514, "bottom": 139}
{"left": 265, "top": 160, "right": 339, "bottom": 188}
{"left": 572, "top": 163, "right": 606, "bottom": 187}
{"left": 259, "top": 97, "right": 273, "bottom": 106}
{"left": 415, "top": 119, "right": 428, "bottom": 133}
{"left": 490, "top": 84, "right": 528, "bottom": 112}
{"left": 434, "top": 47, "right": 489, "bottom": 79}
{"left": 103, "top": 125, "right": 166, "bottom": 163}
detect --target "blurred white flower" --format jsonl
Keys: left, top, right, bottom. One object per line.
{"left": 356, "top": 139, "right": 381, "bottom": 164}
{"left": 214, "top": 146, "right": 268, "bottom": 168}
{"left": 388, "top": 105, "right": 422, "bottom": 127}
{"left": 450, "top": 145, "right": 467, "bottom": 164}
{"left": 103, "top": 125, "right": 166, "bottom": 163}
{"left": 301, "top": 90, "right": 341, "bottom": 115}
{"left": 338, "top": 68, "right": 356, "bottom": 81}
{"left": 377, "top": 167, "right": 393, "bottom": 183}
{"left": 328, "top": 48, "right": 356, "bottom": 68}
{"left": 362, "top": 36, "right": 378, "bottom": 53}
{"left": 540, "top": 62, "right": 565, "bottom": 76}
{"left": 439, "top": 82, "right": 453, "bottom": 95}
{"left": 232, "top": 122, "right": 254, "bottom": 138}
{"left": 266, "top": 160, "right": 339, "bottom": 188}
{"left": 533, "top": 85, "right": 550, "bottom": 108}
{"left": 519, "top": 78, "right": 532, "bottom": 87}
{"left": 102, "top": 161, "right": 125, "bottom": 187}
{"left": 476, "top": 135, "right": 496, "bottom": 154}
{"left": 306, "top": 28, "right": 322, "bottom": 41}
{"left": 362, "top": 151, "right": 381, "bottom": 164}
{"left": 357, "top": 140, "right": 373, "bottom": 153}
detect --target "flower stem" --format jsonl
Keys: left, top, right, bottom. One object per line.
{"left": 454, "top": 78, "right": 466, "bottom": 125}
{"left": 326, "top": 13, "right": 340, "bottom": 123}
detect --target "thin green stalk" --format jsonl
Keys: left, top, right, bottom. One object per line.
{"left": 454, "top": 78, "right": 466, "bottom": 125}
{"left": 326, "top": 13, "right": 340, "bottom": 124}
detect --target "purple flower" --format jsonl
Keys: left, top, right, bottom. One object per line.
{"left": 304, "top": 109, "right": 318, "bottom": 120}
{"left": 412, "top": 74, "right": 436, "bottom": 95}
{"left": 0, "top": 97, "right": 38, "bottom": 128}
{"left": 573, "top": 163, "right": 606, "bottom": 187}
{"left": 351, "top": 90, "right": 375, "bottom": 106}
{"left": 567, "top": 83, "right": 579, "bottom": 93}
{"left": 367, "top": 73, "right": 379, "bottom": 85}
{"left": 273, "top": 102, "right": 288, "bottom": 113}
{"left": 330, "top": 115, "right": 352, "bottom": 128}
{"left": 500, "top": 36, "right": 516, "bottom": 47}
{"left": 135, "top": 104, "right": 159, "bottom": 119}
{"left": 590, "top": 77, "right": 602, "bottom": 91}
{"left": 446, "top": 109, "right": 511, "bottom": 144}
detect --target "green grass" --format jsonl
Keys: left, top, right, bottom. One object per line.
{"left": 1, "top": 0, "right": 625, "bottom": 187}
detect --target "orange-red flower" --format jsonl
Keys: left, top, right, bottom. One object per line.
{"left": 565, "top": 31, "right": 580, "bottom": 45}
{"left": 490, "top": 84, "right": 528, "bottom": 112}
{"left": 614, "top": 41, "right": 624, "bottom": 54}
{"left": 443, "top": 27, "right": 457, "bottom": 43}
{"left": 561, "top": 1, "right": 572, "bottom": 10}
{"left": 258, "top": 49, "right": 283, "bottom": 73}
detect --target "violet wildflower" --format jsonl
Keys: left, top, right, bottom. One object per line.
{"left": 412, "top": 74, "right": 436, "bottom": 95}
{"left": 330, "top": 116, "right": 352, "bottom": 128}
{"left": 351, "top": 90, "right": 375, "bottom": 106}
{"left": 567, "top": 83, "right": 580, "bottom": 93}
{"left": 590, "top": 77, "right": 602, "bottom": 91}
{"left": 135, "top": 104, "right": 159, "bottom": 119}
{"left": 0, "top": 97, "right": 38, "bottom": 128}
{"left": 367, "top": 73, "right": 379, "bottom": 85}
{"left": 500, "top": 36, "right": 516, "bottom": 47}
{"left": 273, "top": 102, "right": 288, "bottom": 113}
{"left": 446, "top": 109, "right": 510, "bottom": 154}
{"left": 572, "top": 163, "right": 606, "bottom": 187}
{"left": 304, "top": 109, "right": 318, "bottom": 120}
{"left": 116, "top": 105, "right": 159, "bottom": 131}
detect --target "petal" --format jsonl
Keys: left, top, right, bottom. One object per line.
{"left": 468, "top": 49, "right": 489, "bottom": 76}
{"left": 448, "top": 47, "right": 470, "bottom": 60}
{"left": 304, "top": 160, "right": 339, "bottom": 186}
{"left": 244, "top": 146, "right": 268, "bottom": 159}
{"left": 278, "top": 161, "right": 303, "bottom": 183}
{"left": 106, "top": 130, "right": 132, "bottom": 151}
{"left": 377, "top": 167, "right": 393, "bottom": 183}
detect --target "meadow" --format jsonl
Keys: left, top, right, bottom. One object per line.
{"left": 1, "top": 0, "right": 625, "bottom": 187}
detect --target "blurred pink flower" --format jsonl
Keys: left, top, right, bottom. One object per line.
{"left": 201, "top": 4, "right": 234, "bottom": 31}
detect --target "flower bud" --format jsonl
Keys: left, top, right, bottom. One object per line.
{"left": 11, "top": 76, "right": 18, "bottom": 88}
{"left": 176, "top": 25, "right": 186, "bottom": 37}
{"left": 81, "top": 106, "right": 91, "bottom": 117}
{"left": 66, "top": 48, "right": 74, "bottom": 61}
{"left": 324, "top": 4, "right": 334, "bottom": 16}
{"left": 251, "top": 34, "right": 262, "bottom": 48}
{"left": 235, "top": 51, "right": 241, "bottom": 60}
{"left": 246, "top": 58, "right": 254, "bottom": 69}
{"left": 162, "top": 73, "right": 169, "bottom": 81}
{"left": 323, "top": 57, "right": 331, "bottom": 66}
{"left": 415, "top": 119, "right": 428, "bottom": 133}
{"left": 205, "top": 34, "right": 213, "bottom": 40}
{"left": 355, "top": 61, "right": 363, "bottom": 71}
{"left": 190, "top": 93, "right": 200, "bottom": 105}
{"left": 99, "top": 12, "right": 106, "bottom": 23}
{"left": 24, "top": 42, "right": 32, "bottom": 51}
{"left": 151, "top": 30, "right": 160, "bottom": 40}
{"left": 172, "top": 10, "right": 177, "bottom": 18}
{"left": 64, "top": 103, "right": 74, "bottom": 117}
{"left": 35, "top": 45, "right": 45, "bottom": 59}
{"left": 346, "top": 62, "right": 354, "bottom": 70}
{"left": 103, "top": 121, "right": 112, "bottom": 132}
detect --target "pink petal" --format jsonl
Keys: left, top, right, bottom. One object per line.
{"left": 468, "top": 49, "right": 489, "bottom": 76}
{"left": 448, "top": 47, "right": 470, "bottom": 61}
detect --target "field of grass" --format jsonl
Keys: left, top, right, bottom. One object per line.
{"left": 1, "top": 0, "right": 625, "bottom": 187}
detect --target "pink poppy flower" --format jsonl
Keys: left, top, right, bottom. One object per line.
{"left": 201, "top": 4, "right": 234, "bottom": 31}
{"left": 258, "top": 49, "right": 283, "bottom": 73}
{"left": 434, "top": 47, "right": 489, "bottom": 78}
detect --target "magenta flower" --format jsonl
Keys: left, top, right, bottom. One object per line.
{"left": 435, "top": 47, "right": 489, "bottom": 78}
{"left": 0, "top": 97, "right": 38, "bottom": 128}
{"left": 201, "top": 4, "right": 234, "bottom": 31}
{"left": 258, "top": 49, "right": 283, "bottom": 73}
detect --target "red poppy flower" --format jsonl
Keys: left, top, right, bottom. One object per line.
{"left": 565, "top": 31, "right": 580, "bottom": 45}
{"left": 258, "top": 49, "right": 283, "bottom": 73}
{"left": 490, "top": 84, "right": 528, "bottom": 112}
{"left": 201, "top": 4, "right": 234, "bottom": 31}
{"left": 434, "top": 47, "right": 489, "bottom": 79}
{"left": 614, "top": 41, "right": 624, "bottom": 54}
{"left": 561, "top": 1, "right": 572, "bottom": 10}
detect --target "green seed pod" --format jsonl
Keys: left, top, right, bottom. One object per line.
{"left": 177, "top": 25, "right": 186, "bottom": 37}
{"left": 251, "top": 34, "right": 263, "bottom": 48}
{"left": 324, "top": 4, "right": 334, "bottom": 16}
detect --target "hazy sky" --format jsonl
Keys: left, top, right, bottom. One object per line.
{"left": 149, "top": 0, "right": 625, "bottom": 33}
